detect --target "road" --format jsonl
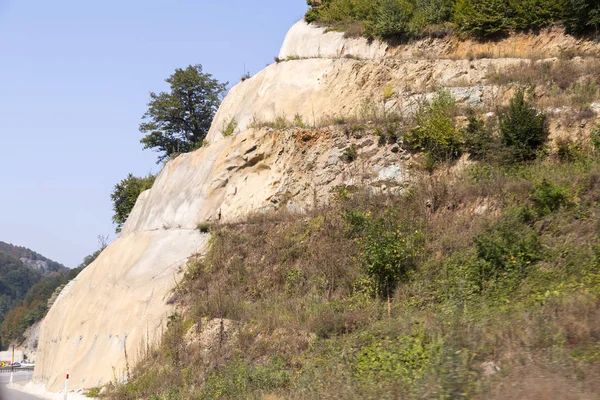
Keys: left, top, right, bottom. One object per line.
{"left": 0, "top": 371, "right": 43, "bottom": 399}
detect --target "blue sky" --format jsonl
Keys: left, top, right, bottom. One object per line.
{"left": 0, "top": 1, "right": 307, "bottom": 267}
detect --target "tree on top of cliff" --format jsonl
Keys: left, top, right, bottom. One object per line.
{"left": 140, "top": 64, "right": 227, "bottom": 163}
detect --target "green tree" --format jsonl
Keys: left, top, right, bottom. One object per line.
{"left": 454, "top": 0, "right": 512, "bottom": 36}
{"left": 140, "top": 64, "right": 227, "bottom": 163}
{"left": 510, "top": 0, "right": 567, "bottom": 29}
{"left": 111, "top": 174, "right": 156, "bottom": 233}
{"left": 462, "top": 109, "right": 496, "bottom": 161}
{"left": 499, "top": 89, "right": 547, "bottom": 162}
{"left": 374, "top": 0, "right": 414, "bottom": 37}
{"left": 563, "top": 0, "right": 600, "bottom": 33}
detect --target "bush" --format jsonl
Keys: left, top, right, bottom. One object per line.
{"left": 462, "top": 109, "right": 494, "bottom": 160}
{"left": 221, "top": 117, "right": 238, "bottom": 137}
{"left": 355, "top": 330, "right": 441, "bottom": 385}
{"left": 474, "top": 213, "right": 543, "bottom": 293}
{"left": 405, "top": 89, "right": 462, "bottom": 164}
{"left": 530, "top": 179, "right": 571, "bottom": 217}
{"left": 555, "top": 136, "right": 582, "bottom": 162}
{"left": 499, "top": 89, "right": 548, "bottom": 162}
{"left": 343, "top": 145, "right": 359, "bottom": 162}
{"left": 349, "top": 212, "right": 424, "bottom": 298}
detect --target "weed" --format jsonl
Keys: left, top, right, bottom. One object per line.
{"left": 293, "top": 113, "right": 307, "bottom": 128}
{"left": 222, "top": 117, "right": 238, "bottom": 137}
{"left": 343, "top": 145, "right": 358, "bottom": 162}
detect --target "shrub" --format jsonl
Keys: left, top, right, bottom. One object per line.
{"left": 462, "top": 109, "right": 494, "bottom": 160}
{"left": 474, "top": 213, "right": 543, "bottom": 293}
{"left": 355, "top": 330, "right": 441, "bottom": 385}
{"left": 555, "top": 136, "right": 582, "bottom": 162}
{"left": 499, "top": 89, "right": 547, "bottom": 162}
{"left": 202, "top": 358, "right": 291, "bottom": 399}
{"left": 351, "top": 214, "right": 424, "bottom": 298}
{"left": 530, "top": 179, "right": 571, "bottom": 217}
{"left": 410, "top": 0, "right": 456, "bottom": 32}
{"left": 293, "top": 113, "right": 307, "bottom": 128}
{"left": 307, "top": 0, "right": 600, "bottom": 39}
{"left": 221, "top": 117, "right": 238, "bottom": 137}
{"left": 405, "top": 89, "right": 462, "bottom": 164}
{"left": 592, "top": 125, "right": 600, "bottom": 153}
{"left": 343, "top": 145, "right": 359, "bottom": 162}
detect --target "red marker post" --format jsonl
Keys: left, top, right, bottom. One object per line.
{"left": 63, "top": 371, "right": 70, "bottom": 400}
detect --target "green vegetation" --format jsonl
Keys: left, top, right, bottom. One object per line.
{"left": 0, "top": 242, "right": 67, "bottom": 274}
{"left": 140, "top": 64, "right": 227, "bottom": 163}
{"left": 499, "top": 88, "right": 548, "bottom": 162}
{"left": 0, "top": 241, "right": 101, "bottom": 348}
{"left": 405, "top": 88, "right": 462, "bottom": 165}
{"left": 0, "top": 253, "right": 41, "bottom": 336}
{"left": 107, "top": 112, "right": 600, "bottom": 398}
{"left": 221, "top": 117, "right": 238, "bottom": 137}
{"left": 306, "top": 0, "right": 600, "bottom": 39}
{"left": 111, "top": 173, "right": 156, "bottom": 233}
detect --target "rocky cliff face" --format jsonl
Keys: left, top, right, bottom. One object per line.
{"left": 33, "top": 20, "right": 600, "bottom": 392}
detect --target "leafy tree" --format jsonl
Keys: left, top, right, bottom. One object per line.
{"left": 111, "top": 174, "right": 156, "bottom": 233}
{"left": 410, "top": 0, "right": 456, "bottom": 33}
{"left": 140, "top": 64, "right": 227, "bottom": 163}
{"left": 454, "top": 0, "right": 512, "bottom": 36}
{"left": 499, "top": 89, "right": 547, "bottom": 162}
{"left": 510, "top": 0, "right": 567, "bottom": 30}
{"left": 374, "top": 0, "right": 414, "bottom": 37}
{"left": 563, "top": 0, "right": 600, "bottom": 33}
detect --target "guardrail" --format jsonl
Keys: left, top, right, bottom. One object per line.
{"left": 0, "top": 366, "right": 34, "bottom": 373}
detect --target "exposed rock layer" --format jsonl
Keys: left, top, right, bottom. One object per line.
{"left": 34, "top": 20, "right": 600, "bottom": 392}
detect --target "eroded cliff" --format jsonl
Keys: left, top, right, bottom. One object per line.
{"left": 34, "top": 20, "right": 600, "bottom": 392}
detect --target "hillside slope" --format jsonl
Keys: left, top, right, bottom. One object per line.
{"left": 35, "top": 19, "right": 600, "bottom": 395}
{"left": 0, "top": 241, "right": 67, "bottom": 274}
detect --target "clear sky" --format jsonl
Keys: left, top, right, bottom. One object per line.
{"left": 0, "top": 1, "right": 308, "bottom": 267}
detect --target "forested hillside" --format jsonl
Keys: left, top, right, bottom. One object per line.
{"left": 0, "top": 242, "right": 99, "bottom": 349}
{"left": 0, "top": 241, "right": 67, "bottom": 274}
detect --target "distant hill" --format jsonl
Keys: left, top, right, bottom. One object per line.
{"left": 0, "top": 241, "right": 67, "bottom": 274}
{"left": 0, "top": 242, "right": 82, "bottom": 349}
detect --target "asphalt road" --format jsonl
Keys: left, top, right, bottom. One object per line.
{"left": 0, "top": 371, "right": 43, "bottom": 399}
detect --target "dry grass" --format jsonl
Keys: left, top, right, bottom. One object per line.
{"left": 107, "top": 148, "right": 600, "bottom": 399}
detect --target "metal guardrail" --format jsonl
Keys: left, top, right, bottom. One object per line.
{"left": 0, "top": 366, "right": 34, "bottom": 373}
